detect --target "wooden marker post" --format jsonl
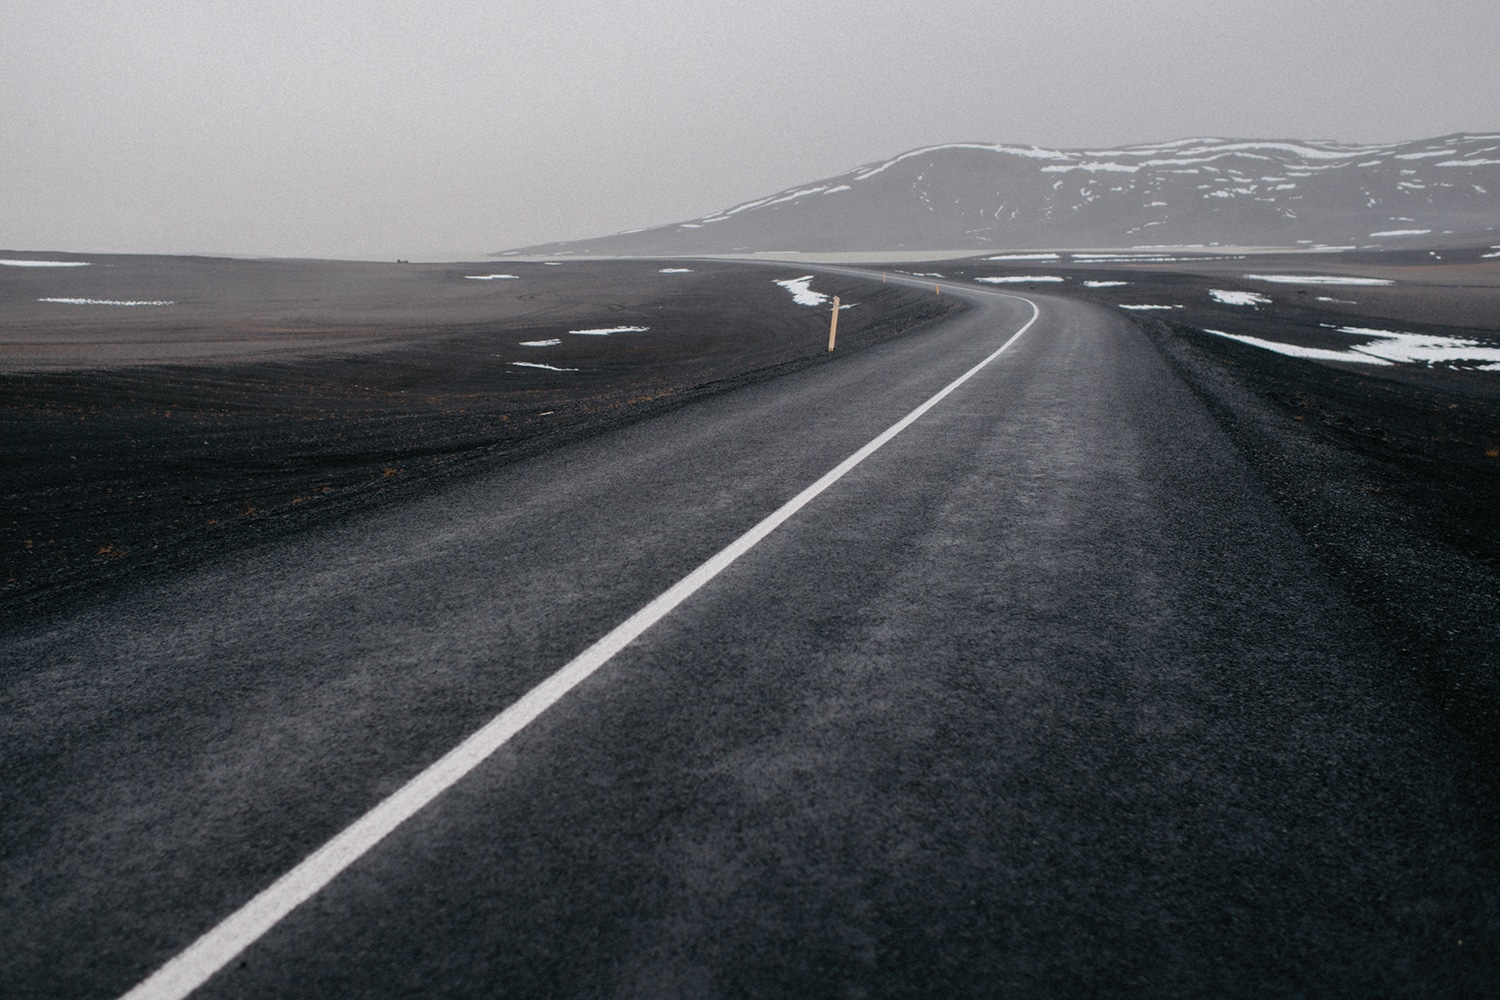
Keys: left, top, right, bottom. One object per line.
{"left": 827, "top": 296, "right": 840, "bottom": 352}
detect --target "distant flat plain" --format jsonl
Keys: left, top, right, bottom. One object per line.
{"left": 4, "top": 247, "right": 1498, "bottom": 623}
{"left": 0, "top": 255, "right": 957, "bottom": 614}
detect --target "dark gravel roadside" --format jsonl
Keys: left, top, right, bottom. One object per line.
{"left": 1, "top": 264, "right": 960, "bottom": 624}
{"left": 1135, "top": 314, "right": 1500, "bottom": 776}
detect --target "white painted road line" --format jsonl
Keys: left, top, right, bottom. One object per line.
{"left": 118, "top": 294, "right": 1041, "bottom": 1000}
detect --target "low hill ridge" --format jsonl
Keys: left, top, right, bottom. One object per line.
{"left": 500, "top": 132, "right": 1500, "bottom": 256}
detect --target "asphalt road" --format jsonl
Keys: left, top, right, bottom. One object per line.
{"left": 3, "top": 277, "right": 1496, "bottom": 998}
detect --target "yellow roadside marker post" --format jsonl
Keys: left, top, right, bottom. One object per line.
{"left": 828, "top": 295, "right": 840, "bottom": 352}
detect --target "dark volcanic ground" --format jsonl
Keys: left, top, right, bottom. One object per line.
{"left": 5, "top": 248, "right": 1498, "bottom": 739}
{"left": 908, "top": 247, "right": 1500, "bottom": 774}
{"left": 1, "top": 257, "right": 959, "bottom": 620}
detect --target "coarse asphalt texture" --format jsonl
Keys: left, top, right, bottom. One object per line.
{"left": 3, "top": 275, "right": 1497, "bottom": 998}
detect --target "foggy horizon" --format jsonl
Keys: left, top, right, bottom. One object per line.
{"left": 6, "top": 1, "right": 1499, "bottom": 261}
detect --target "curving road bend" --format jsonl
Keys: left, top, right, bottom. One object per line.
{"left": 2, "top": 276, "right": 1496, "bottom": 998}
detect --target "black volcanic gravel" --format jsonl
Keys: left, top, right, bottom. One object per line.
{"left": 919, "top": 247, "right": 1500, "bottom": 773}
{"left": 1126, "top": 314, "right": 1500, "bottom": 778}
{"left": 1, "top": 261, "right": 960, "bottom": 621}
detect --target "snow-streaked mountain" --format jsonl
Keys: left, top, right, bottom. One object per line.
{"left": 501, "top": 133, "right": 1500, "bottom": 256}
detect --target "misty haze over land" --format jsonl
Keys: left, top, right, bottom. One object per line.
{"left": 507, "top": 133, "right": 1500, "bottom": 257}
{"left": 4, "top": 2, "right": 1500, "bottom": 260}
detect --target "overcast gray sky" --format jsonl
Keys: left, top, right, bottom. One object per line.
{"left": 4, "top": 0, "right": 1497, "bottom": 260}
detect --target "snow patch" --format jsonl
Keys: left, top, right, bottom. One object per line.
{"left": 1083, "top": 280, "right": 1130, "bottom": 288}
{"left": 775, "top": 275, "right": 830, "bottom": 306}
{"left": 986, "top": 253, "right": 1060, "bottom": 261}
{"left": 2, "top": 258, "right": 91, "bottom": 267}
{"left": 510, "top": 362, "right": 579, "bottom": 371}
{"left": 1041, "top": 162, "right": 1138, "bottom": 173}
{"left": 1209, "top": 289, "right": 1272, "bottom": 307}
{"left": 1072, "top": 252, "right": 1175, "bottom": 260}
{"left": 1074, "top": 254, "right": 1183, "bottom": 263}
{"left": 519, "top": 339, "right": 562, "bottom": 347}
{"left": 1244, "top": 274, "right": 1393, "bottom": 286}
{"left": 1119, "top": 304, "right": 1181, "bottom": 311}
{"left": 38, "top": 297, "right": 173, "bottom": 306}
{"left": 465, "top": 274, "right": 519, "bottom": 280}
{"left": 1368, "top": 229, "right": 1432, "bottom": 237}
{"left": 852, "top": 143, "right": 1069, "bottom": 181}
{"left": 974, "top": 276, "right": 1064, "bottom": 284}
{"left": 1174, "top": 141, "right": 1361, "bottom": 160}
{"left": 1205, "top": 330, "right": 1392, "bottom": 365}
{"left": 1204, "top": 326, "right": 1500, "bottom": 367}
{"left": 568, "top": 326, "right": 649, "bottom": 336}
{"left": 1333, "top": 327, "right": 1500, "bottom": 366}
{"left": 705, "top": 183, "right": 848, "bottom": 221}
{"left": 658, "top": 268, "right": 694, "bottom": 273}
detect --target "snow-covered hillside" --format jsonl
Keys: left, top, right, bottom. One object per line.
{"left": 502, "top": 133, "right": 1500, "bottom": 256}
